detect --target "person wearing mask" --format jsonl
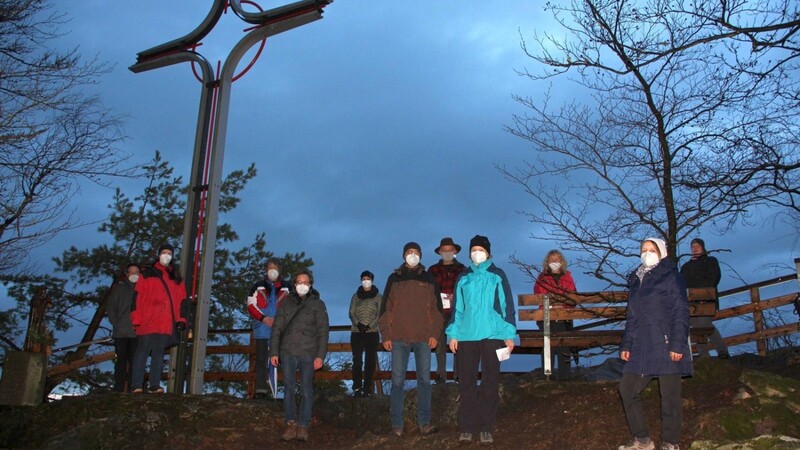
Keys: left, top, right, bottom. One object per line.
{"left": 446, "top": 235, "right": 517, "bottom": 445}
{"left": 348, "top": 270, "right": 382, "bottom": 397}
{"left": 534, "top": 249, "right": 577, "bottom": 380}
{"left": 106, "top": 263, "right": 141, "bottom": 392}
{"left": 680, "top": 238, "right": 729, "bottom": 359}
{"left": 131, "top": 244, "right": 188, "bottom": 393}
{"left": 246, "top": 257, "right": 290, "bottom": 400}
{"left": 427, "top": 237, "right": 466, "bottom": 384}
{"left": 618, "top": 238, "right": 692, "bottom": 450}
{"left": 378, "top": 242, "right": 443, "bottom": 437}
{"left": 270, "top": 269, "right": 329, "bottom": 443}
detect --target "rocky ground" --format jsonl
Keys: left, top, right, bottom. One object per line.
{"left": 1, "top": 348, "right": 799, "bottom": 449}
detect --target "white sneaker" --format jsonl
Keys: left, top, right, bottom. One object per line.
{"left": 618, "top": 438, "right": 655, "bottom": 450}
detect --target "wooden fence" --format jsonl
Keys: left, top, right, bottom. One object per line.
{"left": 45, "top": 260, "right": 799, "bottom": 394}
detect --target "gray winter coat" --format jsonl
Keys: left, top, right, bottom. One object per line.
{"left": 269, "top": 288, "right": 329, "bottom": 360}
{"left": 106, "top": 280, "right": 137, "bottom": 338}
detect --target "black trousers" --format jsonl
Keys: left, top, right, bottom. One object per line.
{"left": 113, "top": 337, "right": 138, "bottom": 392}
{"left": 255, "top": 338, "right": 270, "bottom": 395}
{"left": 456, "top": 339, "right": 503, "bottom": 433}
{"left": 351, "top": 331, "right": 379, "bottom": 392}
{"left": 619, "top": 373, "right": 683, "bottom": 445}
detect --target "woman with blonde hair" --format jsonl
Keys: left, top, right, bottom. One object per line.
{"left": 534, "top": 249, "right": 576, "bottom": 380}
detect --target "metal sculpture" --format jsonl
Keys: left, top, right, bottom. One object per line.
{"left": 130, "top": 0, "right": 332, "bottom": 394}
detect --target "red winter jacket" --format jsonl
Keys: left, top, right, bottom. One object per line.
{"left": 131, "top": 263, "right": 187, "bottom": 336}
{"left": 533, "top": 271, "right": 576, "bottom": 309}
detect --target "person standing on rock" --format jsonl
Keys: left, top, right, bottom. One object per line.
{"left": 378, "top": 241, "right": 443, "bottom": 437}
{"left": 680, "top": 238, "right": 729, "bottom": 359}
{"left": 428, "top": 237, "right": 467, "bottom": 384}
{"left": 106, "top": 263, "right": 141, "bottom": 392}
{"left": 446, "top": 235, "right": 517, "bottom": 445}
{"left": 270, "top": 269, "right": 329, "bottom": 443}
{"left": 617, "top": 238, "right": 692, "bottom": 450}
{"left": 348, "top": 270, "right": 382, "bottom": 397}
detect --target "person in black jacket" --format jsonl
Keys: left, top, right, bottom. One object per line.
{"left": 618, "top": 238, "right": 692, "bottom": 450}
{"left": 106, "top": 263, "right": 140, "bottom": 392}
{"left": 680, "top": 238, "right": 729, "bottom": 359}
{"left": 270, "top": 269, "right": 329, "bottom": 443}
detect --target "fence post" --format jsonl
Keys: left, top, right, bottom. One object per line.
{"left": 543, "top": 295, "right": 552, "bottom": 378}
{"left": 247, "top": 331, "right": 256, "bottom": 398}
{"left": 749, "top": 287, "right": 767, "bottom": 356}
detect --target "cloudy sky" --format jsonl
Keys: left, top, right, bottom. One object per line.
{"left": 22, "top": 0, "right": 799, "bottom": 335}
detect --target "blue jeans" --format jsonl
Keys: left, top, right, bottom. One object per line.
{"left": 131, "top": 333, "right": 169, "bottom": 390}
{"left": 281, "top": 354, "right": 315, "bottom": 427}
{"left": 390, "top": 341, "right": 432, "bottom": 428}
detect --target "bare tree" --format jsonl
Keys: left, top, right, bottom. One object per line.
{"left": 0, "top": 0, "right": 130, "bottom": 275}
{"left": 502, "top": 0, "right": 799, "bottom": 285}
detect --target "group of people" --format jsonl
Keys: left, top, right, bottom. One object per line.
{"left": 107, "top": 235, "right": 728, "bottom": 449}
{"left": 106, "top": 244, "right": 188, "bottom": 394}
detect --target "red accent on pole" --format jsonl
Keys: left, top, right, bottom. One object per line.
{"left": 190, "top": 60, "right": 222, "bottom": 300}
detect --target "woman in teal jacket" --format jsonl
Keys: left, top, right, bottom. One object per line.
{"left": 446, "top": 235, "right": 516, "bottom": 445}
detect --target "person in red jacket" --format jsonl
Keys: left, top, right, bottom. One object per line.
{"left": 130, "top": 243, "right": 188, "bottom": 393}
{"left": 534, "top": 249, "right": 577, "bottom": 380}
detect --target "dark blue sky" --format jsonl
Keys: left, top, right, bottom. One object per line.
{"left": 20, "top": 1, "right": 798, "bottom": 332}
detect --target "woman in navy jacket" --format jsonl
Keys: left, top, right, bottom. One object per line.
{"left": 618, "top": 238, "right": 692, "bottom": 450}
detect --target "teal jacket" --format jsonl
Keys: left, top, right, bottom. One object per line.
{"left": 445, "top": 259, "right": 517, "bottom": 342}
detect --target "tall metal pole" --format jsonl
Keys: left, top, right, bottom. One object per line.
{"left": 130, "top": 0, "right": 332, "bottom": 394}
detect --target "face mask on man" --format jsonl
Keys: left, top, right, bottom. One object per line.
{"left": 361, "top": 280, "right": 372, "bottom": 290}
{"left": 548, "top": 262, "right": 562, "bottom": 273}
{"left": 471, "top": 250, "right": 488, "bottom": 265}
{"left": 405, "top": 253, "right": 420, "bottom": 267}
{"left": 159, "top": 254, "right": 172, "bottom": 266}
{"left": 267, "top": 269, "right": 279, "bottom": 281}
{"left": 640, "top": 251, "right": 659, "bottom": 267}
{"left": 128, "top": 274, "right": 139, "bottom": 284}
{"left": 295, "top": 284, "right": 310, "bottom": 296}
{"left": 440, "top": 251, "right": 455, "bottom": 262}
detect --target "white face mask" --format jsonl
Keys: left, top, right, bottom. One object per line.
{"left": 267, "top": 269, "right": 279, "bottom": 281}
{"left": 361, "top": 280, "right": 372, "bottom": 290}
{"left": 159, "top": 254, "right": 172, "bottom": 266}
{"left": 641, "top": 251, "right": 660, "bottom": 267}
{"left": 295, "top": 284, "right": 310, "bottom": 296}
{"left": 405, "top": 253, "right": 420, "bottom": 267}
{"left": 471, "top": 250, "right": 488, "bottom": 265}
{"left": 128, "top": 274, "right": 139, "bottom": 284}
{"left": 548, "top": 262, "right": 562, "bottom": 273}
{"left": 440, "top": 251, "right": 455, "bottom": 262}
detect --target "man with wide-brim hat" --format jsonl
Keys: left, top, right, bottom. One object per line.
{"left": 429, "top": 237, "right": 467, "bottom": 383}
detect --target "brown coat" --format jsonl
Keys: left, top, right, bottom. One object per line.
{"left": 378, "top": 264, "right": 444, "bottom": 343}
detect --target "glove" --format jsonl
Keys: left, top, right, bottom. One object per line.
{"left": 176, "top": 322, "right": 187, "bottom": 331}
{"left": 357, "top": 323, "right": 368, "bottom": 333}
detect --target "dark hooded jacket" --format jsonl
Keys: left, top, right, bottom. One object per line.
{"left": 621, "top": 258, "right": 693, "bottom": 377}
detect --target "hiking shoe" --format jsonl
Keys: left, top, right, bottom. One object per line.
{"left": 391, "top": 427, "right": 403, "bottom": 437}
{"left": 660, "top": 443, "right": 680, "bottom": 450}
{"left": 296, "top": 426, "right": 309, "bottom": 442}
{"left": 281, "top": 422, "right": 298, "bottom": 441}
{"left": 459, "top": 433, "right": 473, "bottom": 443}
{"left": 480, "top": 432, "right": 494, "bottom": 444}
{"left": 147, "top": 386, "right": 165, "bottom": 394}
{"left": 419, "top": 424, "right": 438, "bottom": 435}
{"left": 132, "top": 388, "right": 144, "bottom": 394}
{"left": 618, "top": 438, "right": 655, "bottom": 450}
{"left": 352, "top": 388, "right": 363, "bottom": 397}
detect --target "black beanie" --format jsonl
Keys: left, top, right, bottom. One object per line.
{"left": 360, "top": 270, "right": 374, "bottom": 280}
{"left": 158, "top": 243, "right": 175, "bottom": 254}
{"left": 690, "top": 238, "right": 706, "bottom": 251}
{"left": 402, "top": 242, "right": 421, "bottom": 258}
{"left": 469, "top": 235, "right": 491, "bottom": 255}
